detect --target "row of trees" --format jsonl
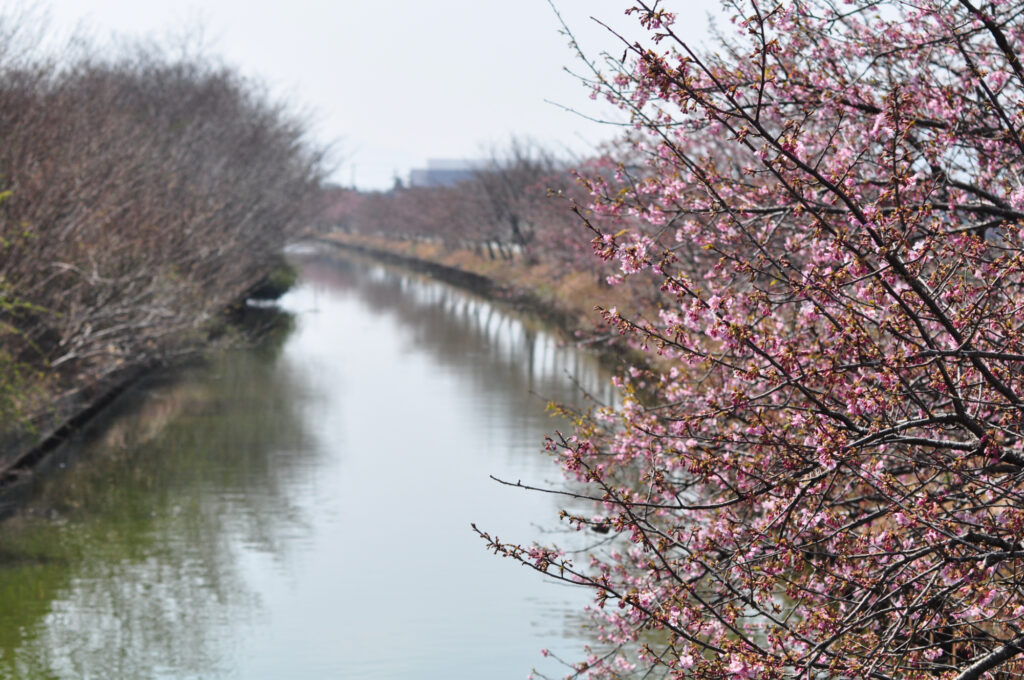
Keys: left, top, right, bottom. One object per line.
{"left": 471, "top": 1, "right": 1024, "bottom": 679}
{"left": 0, "top": 32, "right": 322, "bottom": 447}
{"left": 331, "top": 141, "right": 604, "bottom": 271}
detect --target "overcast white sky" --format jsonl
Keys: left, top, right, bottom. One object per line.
{"left": 17, "top": 1, "right": 723, "bottom": 190}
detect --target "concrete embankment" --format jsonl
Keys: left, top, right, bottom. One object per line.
{"left": 0, "top": 276, "right": 291, "bottom": 515}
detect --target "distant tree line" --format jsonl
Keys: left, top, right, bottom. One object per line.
{"left": 329, "top": 140, "right": 605, "bottom": 273}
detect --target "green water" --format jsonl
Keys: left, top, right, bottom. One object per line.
{"left": 0, "top": 250, "right": 610, "bottom": 679}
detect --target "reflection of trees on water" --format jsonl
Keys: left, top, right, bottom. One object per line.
{"left": 301, "top": 251, "right": 617, "bottom": 511}
{"left": 299, "top": 251, "right": 615, "bottom": 662}
{"left": 0, "top": 309, "right": 319, "bottom": 679}
{"left": 301, "top": 253, "right": 616, "bottom": 454}
{"left": 0, "top": 253, "right": 620, "bottom": 679}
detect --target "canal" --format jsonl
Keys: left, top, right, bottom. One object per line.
{"left": 0, "top": 248, "right": 613, "bottom": 679}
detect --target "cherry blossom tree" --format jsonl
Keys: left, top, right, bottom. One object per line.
{"left": 471, "top": 139, "right": 563, "bottom": 260}
{"left": 478, "top": 1, "right": 1024, "bottom": 678}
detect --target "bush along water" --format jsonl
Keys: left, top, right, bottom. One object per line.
{"left": 0, "top": 32, "right": 323, "bottom": 469}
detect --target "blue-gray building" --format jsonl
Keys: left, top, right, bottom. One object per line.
{"left": 408, "top": 159, "right": 486, "bottom": 187}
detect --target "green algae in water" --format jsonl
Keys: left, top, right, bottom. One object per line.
{"left": 0, "top": 308, "right": 313, "bottom": 680}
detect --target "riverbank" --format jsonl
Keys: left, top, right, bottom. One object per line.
{"left": 0, "top": 229, "right": 628, "bottom": 500}
{"left": 0, "top": 276, "right": 297, "bottom": 509}
{"left": 316, "top": 232, "right": 646, "bottom": 367}
{"left": 0, "top": 365, "right": 146, "bottom": 514}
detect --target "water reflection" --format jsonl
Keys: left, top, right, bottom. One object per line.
{"left": 0, "top": 328, "right": 317, "bottom": 679}
{"left": 301, "top": 254, "right": 617, "bottom": 431}
{"left": 0, "top": 247, "right": 610, "bottom": 679}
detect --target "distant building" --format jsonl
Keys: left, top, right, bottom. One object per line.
{"left": 408, "top": 158, "right": 486, "bottom": 188}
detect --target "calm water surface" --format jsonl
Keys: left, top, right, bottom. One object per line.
{"left": 0, "top": 249, "right": 614, "bottom": 679}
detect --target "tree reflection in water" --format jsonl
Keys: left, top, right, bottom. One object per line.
{"left": 0, "top": 250, "right": 612, "bottom": 680}
{"left": 0, "top": 306, "right": 315, "bottom": 679}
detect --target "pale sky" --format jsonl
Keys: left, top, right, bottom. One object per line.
{"left": 17, "top": 1, "right": 722, "bottom": 190}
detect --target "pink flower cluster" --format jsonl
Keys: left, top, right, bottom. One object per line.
{"left": 482, "top": 1, "right": 1024, "bottom": 678}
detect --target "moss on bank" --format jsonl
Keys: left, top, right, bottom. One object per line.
{"left": 247, "top": 258, "right": 300, "bottom": 302}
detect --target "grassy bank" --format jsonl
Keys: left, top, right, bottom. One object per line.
{"left": 318, "top": 232, "right": 655, "bottom": 367}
